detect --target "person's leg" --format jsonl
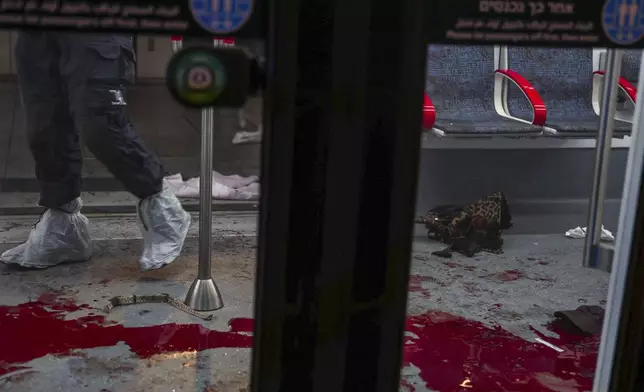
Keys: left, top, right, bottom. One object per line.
{"left": 1, "top": 31, "right": 91, "bottom": 268}
{"left": 17, "top": 31, "right": 83, "bottom": 207}
{"left": 57, "top": 33, "right": 163, "bottom": 199}
{"left": 56, "top": 33, "right": 190, "bottom": 271}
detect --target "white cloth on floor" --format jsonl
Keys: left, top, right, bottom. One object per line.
{"left": 163, "top": 171, "right": 260, "bottom": 200}
{"left": 565, "top": 226, "right": 615, "bottom": 242}
{"left": 232, "top": 126, "right": 263, "bottom": 145}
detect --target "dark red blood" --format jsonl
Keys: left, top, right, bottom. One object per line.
{"left": 1, "top": 295, "right": 599, "bottom": 392}
{"left": 228, "top": 317, "right": 254, "bottom": 333}
{"left": 0, "top": 296, "right": 252, "bottom": 376}
{"left": 403, "top": 312, "right": 599, "bottom": 391}
{"left": 499, "top": 269, "right": 525, "bottom": 281}
{"left": 408, "top": 276, "right": 432, "bottom": 298}
{"left": 0, "top": 365, "right": 29, "bottom": 375}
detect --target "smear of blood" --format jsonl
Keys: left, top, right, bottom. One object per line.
{"left": 0, "top": 294, "right": 599, "bottom": 392}
{"left": 402, "top": 311, "right": 599, "bottom": 391}
{"left": 408, "top": 276, "right": 432, "bottom": 298}
{"left": 0, "top": 293, "right": 252, "bottom": 376}
{"left": 499, "top": 269, "right": 525, "bottom": 281}
{"left": 228, "top": 317, "right": 254, "bottom": 333}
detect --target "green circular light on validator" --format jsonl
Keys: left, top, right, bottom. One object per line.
{"left": 167, "top": 48, "right": 228, "bottom": 108}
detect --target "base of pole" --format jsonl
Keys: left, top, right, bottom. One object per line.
{"left": 184, "top": 278, "right": 224, "bottom": 311}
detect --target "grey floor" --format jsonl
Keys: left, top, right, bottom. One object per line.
{"left": 0, "top": 212, "right": 610, "bottom": 392}
{"left": 0, "top": 77, "right": 613, "bottom": 391}
{"left": 0, "top": 82, "right": 262, "bottom": 193}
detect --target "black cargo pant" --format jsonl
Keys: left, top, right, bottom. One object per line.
{"left": 15, "top": 32, "right": 164, "bottom": 209}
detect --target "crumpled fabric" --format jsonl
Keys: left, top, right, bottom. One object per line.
{"left": 232, "top": 127, "right": 263, "bottom": 145}
{"left": 565, "top": 226, "right": 615, "bottom": 242}
{"left": 163, "top": 171, "right": 260, "bottom": 200}
{"left": 137, "top": 188, "right": 191, "bottom": 272}
{"left": 0, "top": 198, "right": 92, "bottom": 269}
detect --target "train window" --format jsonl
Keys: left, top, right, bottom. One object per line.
{"left": 402, "top": 44, "right": 640, "bottom": 391}
{"left": 2, "top": 0, "right": 643, "bottom": 390}
{"left": 0, "top": 32, "right": 264, "bottom": 390}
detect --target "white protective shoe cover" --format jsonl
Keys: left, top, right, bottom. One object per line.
{"left": 137, "top": 188, "right": 191, "bottom": 271}
{"left": 0, "top": 198, "right": 92, "bottom": 269}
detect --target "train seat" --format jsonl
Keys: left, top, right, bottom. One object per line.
{"left": 590, "top": 49, "right": 640, "bottom": 123}
{"left": 622, "top": 49, "right": 641, "bottom": 84}
{"left": 501, "top": 47, "right": 632, "bottom": 137}
{"left": 426, "top": 45, "right": 543, "bottom": 138}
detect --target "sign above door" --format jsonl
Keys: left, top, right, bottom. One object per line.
{"left": 0, "top": 0, "right": 265, "bottom": 38}
{"left": 425, "top": 0, "right": 644, "bottom": 48}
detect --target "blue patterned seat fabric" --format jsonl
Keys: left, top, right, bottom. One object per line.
{"left": 426, "top": 45, "right": 541, "bottom": 135}
{"left": 616, "top": 50, "right": 640, "bottom": 116}
{"left": 621, "top": 50, "right": 641, "bottom": 83}
{"left": 507, "top": 47, "right": 631, "bottom": 135}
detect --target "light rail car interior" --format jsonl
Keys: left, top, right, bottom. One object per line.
{"left": 0, "top": 30, "right": 640, "bottom": 390}
{"left": 0, "top": 33, "right": 264, "bottom": 213}
{"left": 403, "top": 44, "right": 636, "bottom": 391}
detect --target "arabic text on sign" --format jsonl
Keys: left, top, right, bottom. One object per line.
{"left": 0, "top": 0, "right": 181, "bottom": 19}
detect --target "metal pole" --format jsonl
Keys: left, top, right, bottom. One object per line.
{"left": 195, "top": 37, "right": 226, "bottom": 278}
{"left": 583, "top": 49, "right": 623, "bottom": 268}
{"left": 179, "top": 36, "right": 224, "bottom": 311}
{"left": 197, "top": 107, "right": 215, "bottom": 279}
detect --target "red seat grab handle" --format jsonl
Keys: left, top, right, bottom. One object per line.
{"left": 422, "top": 93, "right": 436, "bottom": 129}
{"left": 495, "top": 69, "right": 547, "bottom": 126}
{"left": 593, "top": 70, "right": 637, "bottom": 103}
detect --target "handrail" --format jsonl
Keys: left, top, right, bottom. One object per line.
{"left": 494, "top": 68, "right": 547, "bottom": 126}
{"left": 422, "top": 93, "right": 436, "bottom": 129}
{"left": 584, "top": 49, "right": 624, "bottom": 269}
{"left": 593, "top": 71, "right": 637, "bottom": 103}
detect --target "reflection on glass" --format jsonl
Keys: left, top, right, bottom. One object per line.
{"left": 0, "top": 33, "right": 263, "bottom": 391}
{"left": 401, "top": 45, "right": 637, "bottom": 391}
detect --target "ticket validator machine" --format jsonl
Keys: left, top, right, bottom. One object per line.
{"left": 167, "top": 35, "right": 251, "bottom": 311}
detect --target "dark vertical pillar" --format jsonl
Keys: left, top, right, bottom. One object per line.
{"left": 251, "top": 0, "right": 426, "bottom": 389}
{"left": 599, "top": 173, "right": 644, "bottom": 391}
